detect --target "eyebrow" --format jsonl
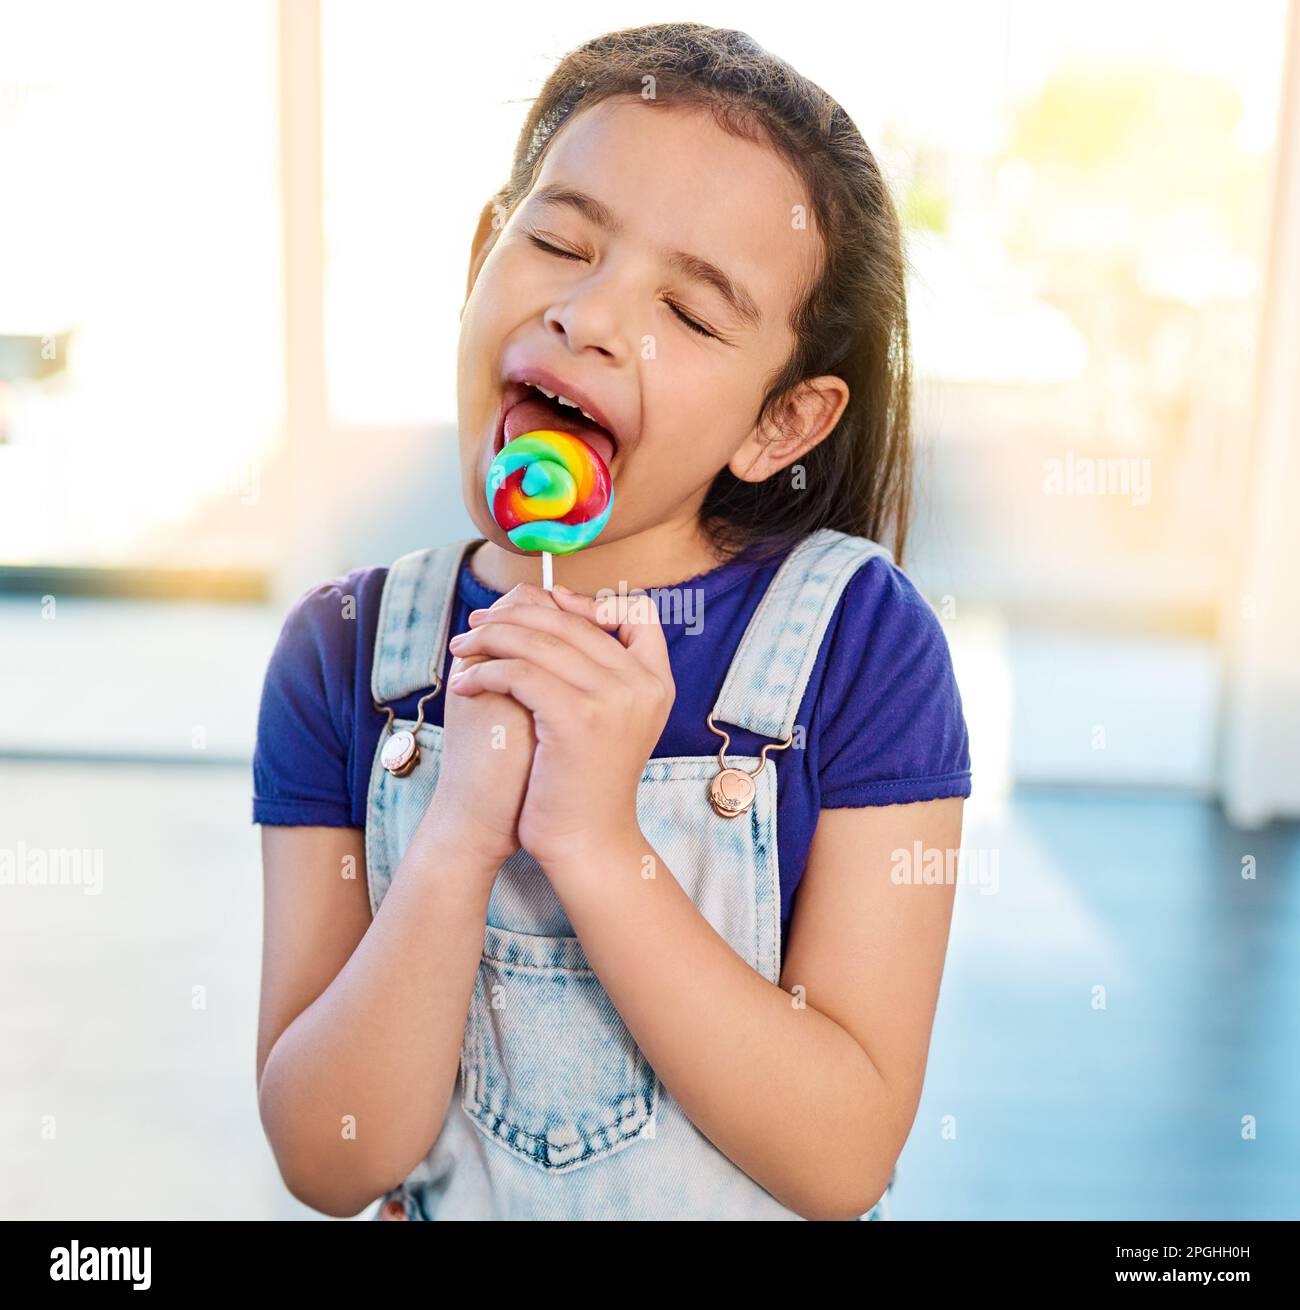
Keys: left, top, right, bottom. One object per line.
{"left": 528, "top": 183, "right": 763, "bottom": 332}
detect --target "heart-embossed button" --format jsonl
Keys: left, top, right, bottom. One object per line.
{"left": 708, "top": 767, "right": 756, "bottom": 818}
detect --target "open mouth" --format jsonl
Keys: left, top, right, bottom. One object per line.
{"left": 493, "top": 380, "right": 620, "bottom": 472}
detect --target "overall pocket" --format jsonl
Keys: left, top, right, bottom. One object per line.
{"left": 460, "top": 922, "right": 658, "bottom": 1172}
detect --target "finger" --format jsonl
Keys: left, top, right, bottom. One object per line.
{"left": 450, "top": 656, "right": 588, "bottom": 727}
{"left": 452, "top": 583, "right": 561, "bottom": 679}
{"left": 467, "top": 598, "right": 626, "bottom": 671}
{"left": 451, "top": 619, "right": 608, "bottom": 692}
{"left": 551, "top": 585, "right": 670, "bottom": 677}
{"left": 491, "top": 581, "right": 561, "bottom": 613}
{"left": 448, "top": 650, "right": 491, "bottom": 679}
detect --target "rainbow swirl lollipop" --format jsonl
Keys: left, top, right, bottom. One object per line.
{"left": 486, "top": 429, "right": 614, "bottom": 557}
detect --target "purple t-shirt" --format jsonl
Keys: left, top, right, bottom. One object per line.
{"left": 252, "top": 537, "right": 972, "bottom": 947}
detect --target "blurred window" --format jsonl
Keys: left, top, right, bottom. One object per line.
{"left": 0, "top": 1, "right": 283, "bottom": 572}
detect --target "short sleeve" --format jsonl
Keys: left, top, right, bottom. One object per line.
{"left": 816, "top": 555, "right": 972, "bottom": 808}
{"left": 251, "top": 575, "right": 363, "bottom": 826}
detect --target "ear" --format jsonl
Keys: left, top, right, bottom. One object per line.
{"left": 728, "top": 375, "right": 850, "bottom": 483}
{"left": 462, "top": 197, "right": 506, "bottom": 316}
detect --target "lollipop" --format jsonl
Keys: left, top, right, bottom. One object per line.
{"left": 486, "top": 429, "right": 614, "bottom": 590}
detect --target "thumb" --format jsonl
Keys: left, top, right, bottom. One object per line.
{"left": 551, "top": 582, "right": 621, "bottom": 631}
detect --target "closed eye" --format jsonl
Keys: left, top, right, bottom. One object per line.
{"left": 665, "top": 302, "right": 717, "bottom": 340}
{"left": 526, "top": 230, "right": 720, "bottom": 341}
{"left": 527, "top": 232, "right": 584, "bottom": 261}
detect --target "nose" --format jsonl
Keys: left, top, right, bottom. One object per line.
{"left": 543, "top": 278, "right": 625, "bottom": 361}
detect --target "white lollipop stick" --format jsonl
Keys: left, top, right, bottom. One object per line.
{"left": 541, "top": 550, "right": 554, "bottom": 593}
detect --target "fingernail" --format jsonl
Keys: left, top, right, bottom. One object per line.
{"left": 468, "top": 608, "right": 486, "bottom": 621}
{"left": 449, "top": 632, "right": 466, "bottom": 648}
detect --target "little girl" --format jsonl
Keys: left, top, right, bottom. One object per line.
{"left": 253, "top": 21, "right": 970, "bottom": 1222}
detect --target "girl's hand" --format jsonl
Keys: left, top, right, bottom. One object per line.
{"left": 447, "top": 583, "right": 675, "bottom": 868}
{"left": 424, "top": 584, "right": 562, "bottom": 870}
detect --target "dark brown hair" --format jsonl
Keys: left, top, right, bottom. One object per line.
{"left": 488, "top": 21, "right": 914, "bottom": 567}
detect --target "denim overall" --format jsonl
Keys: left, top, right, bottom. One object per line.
{"left": 367, "top": 527, "right": 897, "bottom": 1220}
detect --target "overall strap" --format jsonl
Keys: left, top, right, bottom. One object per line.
{"left": 709, "top": 528, "right": 894, "bottom": 742}
{"left": 372, "top": 537, "right": 483, "bottom": 704}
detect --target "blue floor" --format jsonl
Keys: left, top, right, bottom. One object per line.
{"left": 896, "top": 787, "right": 1300, "bottom": 1218}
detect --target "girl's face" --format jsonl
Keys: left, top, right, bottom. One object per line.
{"left": 457, "top": 94, "right": 842, "bottom": 560}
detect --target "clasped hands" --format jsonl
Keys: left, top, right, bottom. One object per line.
{"left": 438, "top": 580, "right": 674, "bottom": 869}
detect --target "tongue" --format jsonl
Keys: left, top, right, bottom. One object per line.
{"left": 502, "top": 395, "right": 616, "bottom": 468}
